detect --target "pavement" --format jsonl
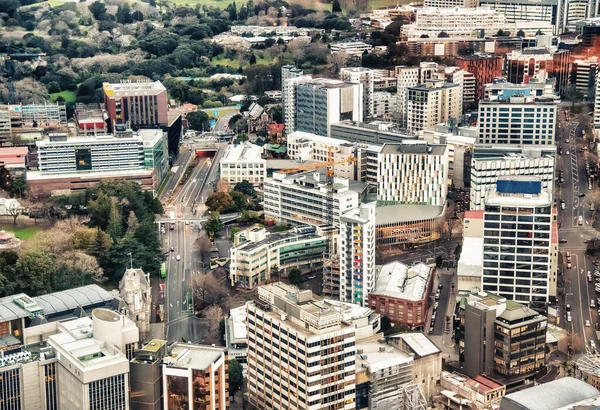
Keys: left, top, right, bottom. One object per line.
{"left": 160, "top": 148, "right": 192, "bottom": 202}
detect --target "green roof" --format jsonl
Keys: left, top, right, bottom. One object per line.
{"left": 265, "top": 144, "right": 287, "bottom": 154}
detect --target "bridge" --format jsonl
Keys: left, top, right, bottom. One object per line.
{"left": 156, "top": 212, "right": 241, "bottom": 225}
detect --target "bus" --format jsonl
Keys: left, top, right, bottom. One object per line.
{"left": 160, "top": 262, "right": 167, "bottom": 278}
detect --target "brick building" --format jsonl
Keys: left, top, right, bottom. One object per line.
{"left": 457, "top": 54, "right": 504, "bottom": 104}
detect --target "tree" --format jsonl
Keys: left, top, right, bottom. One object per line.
{"left": 204, "top": 305, "right": 223, "bottom": 337}
{"left": 8, "top": 175, "right": 26, "bottom": 198}
{"left": 116, "top": 2, "right": 132, "bottom": 24}
{"left": 234, "top": 180, "right": 256, "bottom": 197}
{"left": 249, "top": 53, "right": 257, "bottom": 65}
{"left": 438, "top": 31, "right": 449, "bottom": 38}
{"left": 288, "top": 268, "right": 303, "bottom": 286}
{"left": 329, "top": 51, "right": 349, "bottom": 75}
{"left": 228, "top": 359, "right": 244, "bottom": 398}
{"left": 384, "top": 20, "right": 403, "bottom": 37}
{"left": 186, "top": 111, "right": 209, "bottom": 131}
{"left": 195, "top": 235, "right": 212, "bottom": 271}
{"left": 107, "top": 205, "right": 123, "bottom": 241}
{"left": 205, "top": 212, "right": 223, "bottom": 238}
{"left": 516, "top": 29, "right": 525, "bottom": 37}
{"left": 7, "top": 201, "right": 21, "bottom": 226}
{"left": 495, "top": 29, "right": 509, "bottom": 37}
{"left": 332, "top": 0, "right": 342, "bottom": 12}
{"left": 206, "top": 192, "right": 237, "bottom": 213}
{"left": 89, "top": 1, "right": 107, "bottom": 20}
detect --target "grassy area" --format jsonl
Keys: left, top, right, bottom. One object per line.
{"left": 367, "top": 0, "right": 412, "bottom": 8}
{"left": 0, "top": 225, "right": 41, "bottom": 240}
{"left": 210, "top": 56, "right": 273, "bottom": 69}
{"left": 49, "top": 90, "right": 76, "bottom": 103}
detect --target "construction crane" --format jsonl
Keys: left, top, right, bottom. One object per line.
{"left": 280, "top": 147, "right": 356, "bottom": 299}
{"left": 1, "top": 44, "right": 46, "bottom": 103}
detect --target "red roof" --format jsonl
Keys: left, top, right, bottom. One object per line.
{"left": 268, "top": 123, "right": 285, "bottom": 132}
{"left": 464, "top": 210, "right": 484, "bottom": 219}
{"left": 0, "top": 147, "right": 28, "bottom": 166}
{"left": 466, "top": 375, "right": 504, "bottom": 392}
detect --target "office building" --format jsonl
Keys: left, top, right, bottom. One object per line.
{"left": 2, "top": 102, "right": 67, "bottom": 129}
{"left": 457, "top": 291, "right": 547, "bottom": 379}
{"left": 484, "top": 78, "right": 560, "bottom": 101}
{"left": 330, "top": 41, "right": 373, "bottom": 56}
{"left": 479, "top": 0, "right": 563, "bottom": 34}
{"left": 396, "top": 62, "right": 445, "bottom": 127}
{"left": 296, "top": 79, "right": 363, "bottom": 137}
{"left": 281, "top": 65, "right": 309, "bottom": 135}
{"left": 445, "top": 68, "right": 476, "bottom": 110}
{"left": 130, "top": 339, "right": 168, "bottom": 410}
{"left": 577, "top": 17, "right": 600, "bottom": 48}
{"left": 457, "top": 54, "right": 504, "bottom": 104}
{"left": 378, "top": 141, "right": 449, "bottom": 206}
{"left": 339, "top": 202, "right": 376, "bottom": 306}
{"left": 224, "top": 306, "right": 248, "bottom": 363}
{"left": 331, "top": 120, "right": 415, "bottom": 145}
{"left": 368, "top": 262, "right": 434, "bottom": 328}
{"left": 247, "top": 283, "right": 357, "bottom": 410}
{"left": 103, "top": 80, "right": 168, "bottom": 131}
{"left": 571, "top": 56, "right": 599, "bottom": 94}
{"left": 406, "top": 80, "right": 462, "bottom": 134}
{"left": 340, "top": 67, "right": 375, "bottom": 118}
{"left": 596, "top": 69, "right": 600, "bottom": 133}
{"left": 375, "top": 203, "right": 447, "bottom": 247}
{"left": 140, "top": 128, "right": 169, "bottom": 189}
{"left": 506, "top": 46, "right": 570, "bottom": 93}
{"left": 566, "top": 0, "right": 589, "bottom": 30}
{"left": 470, "top": 145, "right": 556, "bottom": 210}
{"left": 403, "top": 7, "right": 507, "bottom": 39}
{"left": 219, "top": 142, "right": 266, "bottom": 187}
{"left": 481, "top": 178, "right": 554, "bottom": 307}
{"left": 438, "top": 372, "right": 506, "bottom": 410}
{"left": 500, "top": 378, "right": 600, "bottom": 410}
{"left": 372, "top": 91, "right": 397, "bottom": 118}
{"left": 162, "top": 343, "right": 229, "bottom": 410}
{"left": 229, "top": 225, "right": 328, "bottom": 289}
{"left": 477, "top": 92, "right": 557, "bottom": 145}
{"left": 263, "top": 169, "right": 367, "bottom": 227}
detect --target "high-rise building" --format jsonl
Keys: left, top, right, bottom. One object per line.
{"left": 470, "top": 145, "right": 556, "bottom": 210}
{"left": 595, "top": 69, "right": 600, "bottom": 133}
{"left": 478, "top": 0, "right": 564, "bottom": 34}
{"left": 566, "top": 0, "right": 589, "bottom": 30}
{"left": 457, "top": 54, "right": 504, "bottom": 104}
{"left": 406, "top": 80, "right": 462, "bottom": 134}
{"left": 162, "top": 343, "right": 229, "bottom": 410}
{"left": 103, "top": 80, "right": 168, "bottom": 131}
{"left": 395, "top": 63, "right": 445, "bottom": 127}
{"left": 377, "top": 141, "right": 449, "bottom": 206}
{"left": 506, "top": 46, "right": 570, "bottom": 93}
{"left": 340, "top": 67, "right": 374, "bottom": 118}
{"left": 571, "top": 56, "right": 599, "bottom": 94}
{"left": 331, "top": 120, "right": 416, "bottom": 145}
{"left": 247, "top": 283, "right": 357, "bottom": 410}
{"left": 477, "top": 90, "right": 557, "bottom": 145}
{"left": 481, "top": 177, "right": 554, "bottom": 307}
{"left": 130, "top": 339, "right": 168, "bottom": 410}
{"left": 372, "top": 91, "right": 397, "bottom": 118}
{"left": 339, "top": 202, "right": 376, "bottom": 306}
{"left": 457, "top": 291, "right": 547, "bottom": 378}
{"left": 576, "top": 17, "right": 600, "bottom": 48}
{"left": 444, "top": 67, "right": 476, "bottom": 110}
{"left": 281, "top": 65, "right": 310, "bottom": 135}
{"left": 296, "top": 79, "right": 363, "bottom": 137}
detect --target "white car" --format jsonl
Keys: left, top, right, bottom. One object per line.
{"left": 566, "top": 151, "right": 570, "bottom": 155}
{"left": 176, "top": 254, "right": 181, "bottom": 261}
{"left": 586, "top": 320, "right": 591, "bottom": 327}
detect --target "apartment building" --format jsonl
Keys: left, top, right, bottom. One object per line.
{"left": 457, "top": 291, "right": 547, "bottom": 379}
{"left": 566, "top": 0, "right": 589, "bottom": 30}
{"left": 477, "top": 94, "right": 557, "bottom": 145}
{"left": 247, "top": 284, "right": 357, "bottom": 410}
{"left": 571, "top": 56, "right": 599, "bottom": 94}
{"left": 103, "top": 80, "right": 168, "bottom": 131}
{"left": 296, "top": 79, "right": 363, "bottom": 137}
{"left": 331, "top": 120, "right": 415, "bottom": 145}
{"left": 596, "top": 69, "right": 600, "bottom": 134}
{"left": 281, "top": 65, "right": 311, "bottom": 134}
{"left": 481, "top": 177, "right": 554, "bottom": 307}
{"left": 402, "top": 7, "right": 507, "bottom": 38}
{"left": 219, "top": 142, "right": 266, "bottom": 187}
{"left": 229, "top": 225, "right": 328, "bottom": 289}
{"left": 457, "top": 54, "right": 504, "bottom": 104}
{"left": 506, "top": 46, "right": 570, "bottom": 93}
{"left": 395, "top": 62, "right": 445, "bottom": 127}
{"left": 444, "top": 68, "right": 475, "bottom": 110}
{"left": 406, "top": 80, "right": 462, "bottom": 134}
{"left": 368, "top": 262, "right": 434, "bottom": 329}
{"left": 339, "top": 202, "right": 376, "bottom": 306}
{"left": 162, "top": 343, "right": 229, "bottom": 410}
{"left": 340, "top": 67, "right": 375, "bottom": 118}
{"left": 263, "top": 170, "right": 367, "bottom": 227}
{"left": 372, "top": 91, "right": 397, "bottom": 118}
{"left": 470, "top": 145, "right": 556, "bottom": 210}
{"left": 377, "top": 141, "right": 449, "bottom": 206}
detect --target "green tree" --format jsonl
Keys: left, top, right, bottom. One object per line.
{"left": 206, "top": 192, "right": 237, "bottom": 213}
{"left": 288, "top": 268, "right": 303, "bottom": 286}
{"left": 116, "top": 2, "right": 132, "bottom": 24}
{"left": 88, "top": 193, "right": 114, "bottom": 231}
{"left": 89, "top": 1, "right": 107, "bottom": 20}
{"left": 186, "top": 111, "right": 210, "bottom": 131}
{"left": 8, "top": 251, "right": 55, "bottom": 296}
{"left": 234, "top": 180, "right": 256, "bottom": 197}
{"left": 384, "top": 20, "right": 403, "bottom": 37}
{"left": 516, "top": 29, "right": 525, "bottom": 37}
{"left": 126, "top": 211, "right": 139, "bottom": 234}
{"left": 249, "top": 53, "right": 257, "bottom": 65}
{"left": 8, "top": 175, "right": 26, "bottom": 198}
{"left": 332, "top": 0, "right": 342, "bottom": 12}
{"left": 107, "top": 206, "right": 123, "bottom": 241}
{"left": 205, "top": 212, "right": 223, "bottom": 237}
{"left": 228, "top": 359, "right": 244, "bottom": 398}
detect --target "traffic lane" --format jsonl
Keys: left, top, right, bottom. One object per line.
{"left": 432, "top": 273, "right": 452, "bottom": 335}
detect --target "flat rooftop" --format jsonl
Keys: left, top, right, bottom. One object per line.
{"left": 166, "top": 343, "right": 225, "bottom": 370}
{"left": 388, "top": 332, "right": 440, "bottom": 357}
{"left": 356, "top": 340, "right": 412, "bottom": 373}
{"left": 373, "top": 262, "right": 432, "bottom": 302}
{"left": 375, "top": 203, "right": 445, "bottom": 225}
{"left": 103, "top": 80, "right": 166, "bottom": 96}
{"left": 380, "top": 141, "right": 447, "bottom": 155}
{"left": 221, "top": 143, "right": 265, "bottom": 163}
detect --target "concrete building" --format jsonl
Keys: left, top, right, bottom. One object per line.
{"left": 596, "top": 69, "right": 600, "bottom": 134}
{"left": 130, "top": 339, "right": 168, "bottom": 410}
{"left": 403, "top": 7, "right": 507, "bottom": 38}
{"left": 224, "top": 306, "right": 247, "bottom": 364}
{"left": 247, "top": 283, "right": 357, "bottom": 410}
{"left": 296, "top": 79, "right": 363, "bottom": 137}
{"left": 219, "top": 142, "right": 266, "bottom": 187}
{"left": 375, "top": 204, "right": 447, "bottom": 247}
{"left": 484, "top": 78, "right": 560, "bottom": 102}
{"left": 457, "top": 211, "right": 485, "bottom": 295}
{"left": 571, "top": 56, "right": 599, "bottom": 94}
{"left": 119, "top": 268, "right": 151, "bottom": 342}
{"left": 229, "top": 225, "right": 328, "bottom": 289}
{"left": 377, "top": 141, "right": 449, "bottom": 206}
{"left": 457, "top": 291, "right": 547, "bottom": 379}
{"left": 103, "top": 80, "right": 168, "bottom": 131}
{"left": 331, "top": 120, "right": 415, "bottom": 145}
{"left": 444, "top": 68, "right": 475, "bottom": 110}
{"left": 566, "top": 0, "right": 590, "bottom": 30}
{"left": 281, "top": 66, "right": 312, "bottom": 135}
{"left": 372, "top": 91, "right": 397, "bottom": 118}
{"left": 263, "top": 169, "right": 367, "bottom": 227}
{"left": 457, "top": 54, "right": 504, "bottom": 104}
{"left": 470, "top": 144, "right": 556, "bottom": 210}
{"left": 506, "top": 46, "right": 570, "bottom": 93}
{"left": 368, "top": 262, "right": 434, "bottom": 329}
{"left": 162, "top": 343, "right": 229, "bottom": 410}
{"left": 481, "top": 177, "right": 555, "bottom": 307}
{"left": 339, "top": 202, "right": 377, "bottom": 306}
{"left": 477, "top": 92, "right": 557, "bottom": 146}
{"left": 396, "top": 62, "right": 446, "bottom": 127}
{"left": 499, "top": 377, "right": 599, "bottom": 410}
{"left": 478, "top": 0, "right": 563, "bottom": 35}
{"left": 140, "top": 129, "right": 169, "bottom": 188}
{"left": 577, "top": 17, "right": 600, "bottom": 48}
{"left": 330, "top": 41, "right": 373, "bottom": 56}
{"left": 424, "top": 0, "right": 477, "bottom": 7}
{"left": 406, "top": 80, "right": 462, "bottom": 134}
{"left": 340, "top": 67, "right": 375, "bottom": 118}
{"left": 438, "top": 371, "right": 506, "bottom": 410}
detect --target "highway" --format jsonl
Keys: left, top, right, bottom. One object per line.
{"left": 160, "top": 148, "right": 192, "bottom": 202}
{"left": 557, "top": 110, "right": 599, "bottom": 355}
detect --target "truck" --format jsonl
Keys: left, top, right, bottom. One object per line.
{"left": 579, "top": 215, "right": 584, "bottom": 226}
{"left": 169, "top": 211, "right": 176, "bottom": 230}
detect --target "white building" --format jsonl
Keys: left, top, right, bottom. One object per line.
{"left": 219, "top": 142, "right": 266, "bottom": 186}
{"left": 479, "top": 0, "right": 564, "bottom": 35}
{"left": 378, "top": 141, "right": 449, "bottom": 206}
{"left": 330, "top": 41, "right": 373, "bottom": 56}
{"left": 339, "top": 202, "right": 377, "bottom": 306}
{"left": 281, "top": 66, "right": 312, "bottom": 134}
{"left": 372, "top": 91, "right": 398, "bottom": 118}
{"left": 482, "top": 177, "right": 554, "bottom": 308}
{"left": 566, "top": 0, "right": 589, "bottom": 30}
{"left": 247, "top": 283, "right": 357, "bottom": 410}
{"left": 403, "top": 7, "right": 507, "bottom": 38}
{"left": 572, "top": 56, "right": 599, "bottom": 94}
{"left": 595, "top": 70, "right": 600, "bottom": 134}
{"left": 406, "top": 80, "right": 462, "bottom": 134}
{"left": 395, "top": 62, "right": 445, "bottom": 127}
{"left": 263, "top": 170, "right": 366, "bottom": 227}
{"left": 340, "top": 67, "right": 375, "bottom": 118}
{"left": 470, "top": 145, "right": 556, "bottom": 210}
{"left": 445, "top": 67, "right": 476, "bottom": 109}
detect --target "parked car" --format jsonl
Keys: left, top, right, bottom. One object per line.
{"left": 586, "top": 320, "right": 591, "bottom": 327}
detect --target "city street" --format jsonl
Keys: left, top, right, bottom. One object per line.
{"left": 557, "top": 110, "right": 599, "bottom": 355}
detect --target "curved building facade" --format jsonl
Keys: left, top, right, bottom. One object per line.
{"left": 375, "top": 203, "right": 446, "bottom": 246}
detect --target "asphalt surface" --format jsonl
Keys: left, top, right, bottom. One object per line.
{"left": 557, "top": 110, "right": 599, "bottom": 355}
{"left": 160, "top": 149, "right": 192, "bottom": 201}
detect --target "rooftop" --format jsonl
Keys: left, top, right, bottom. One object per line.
{"left": 165, "top": 343, "right": 226, "bottom": 370}
{"left": 373, "top": 262, "right": 432, "bottom": 302}
{"left": 380, "top": 141, "right": 448, "bottom": 156}
{"left": 485, "top": 177, "right": 552, "bottom": 206}
{"left": 48, "top": 329, "right": 127, "bottom": 370}
{"left": 457, "top": 237, "right": 483, "bottom": 277}
{"left": 234, "top": 230, "right": 322, "bottom": 254}
{"left": 221, "top": 142, "right": 265, "bottom": 163}
{"left": 27, "top": 168, "right": 152, "bottom": 181}
{"left": 103, "top": 80, "right": 166, "bottom": 96}
{"left": 388, "top": 332, "right": 440, "bottom": 357}
{"left": 500, "top": 377, "right": 599, "bottom": 410}
{"left": 356, "top": 339, "right": 412, "bottom": 373}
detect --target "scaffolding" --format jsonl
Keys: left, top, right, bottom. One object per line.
{"left": 402, "top": 383, "right": 428, "bottom": 410}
